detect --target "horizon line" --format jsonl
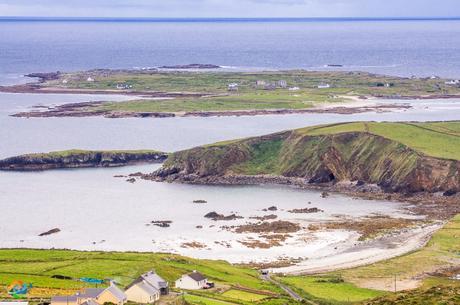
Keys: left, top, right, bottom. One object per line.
{"left": 1, "top": 16, "right": 460, "bottom": 22}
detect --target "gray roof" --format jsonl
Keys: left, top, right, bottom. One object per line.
{"left": 78, "top": 288, "right": 105, "bottom": 298}
{"left": 142, "top": 271, "right": 168, "bottom": 289}
{"left": 51, "top": 296, "right": 78, "bottom": 303}
{"left": 136, "top": 281, "right": 160, "bottom": 296}
{"left": 105, "top": 284, "right": 127, "bottom": 302}
{"left": 187, "top": 272, "right": 206, "bottom": 282}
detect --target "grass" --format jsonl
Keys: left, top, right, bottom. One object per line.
{"left": 39, "top": 70, "right": 460, "bottom": 114}
{"left": 280, "top": 275, "right": 384, "bottom": 303}
{"left": 0, "top": 250, "right": 279, "bottom": 298}
{"left": 20, "top": 149, "right": 164, "bottom": 158}
{"left": 183, "top": 294, "right": 238, "bottom": 305}
{"left": 221, "top": 289, "right": 268, "bottom": 301}
{"left": 296, "top": 121, "right": 460, "bottom": 160}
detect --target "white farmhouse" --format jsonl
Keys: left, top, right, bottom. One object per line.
{"left": 175, "top": 271, "right": 208, "bottom": 290}
{"left": 125, "top": 271, "right": 169, "bottom": 304}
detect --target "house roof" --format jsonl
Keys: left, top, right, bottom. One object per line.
{"left": 187, "top": 272, "right": 206, "bottom": 282}
{"left": 136, "top": 281, "right": 160, "bottom": 296}
{"left": 126, "top": 271, "right": 168, "bottom": 291}
{"left": 105, "top": 284, "right": 127, "bottom": 301}
{"left": 78, "top": 288, "right": 105, "bottom": 298}
{"left": 142, "top": 271, "right": 168, "bottom": 289}
{"left": 51, "top": 296, "right": 78, "bottom": 303}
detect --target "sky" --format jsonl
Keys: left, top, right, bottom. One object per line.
{"left": 0, "top": 0, "right": 459, "bottom": 18}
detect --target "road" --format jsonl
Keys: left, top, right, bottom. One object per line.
{"left": 261, "top": 274, "right": 316, "bottom": 304}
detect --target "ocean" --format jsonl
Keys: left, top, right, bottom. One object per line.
{"left": 0, "top": 18, "right": 460, "bottom": 80}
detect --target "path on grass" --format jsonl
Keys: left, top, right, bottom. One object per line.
{"left": 261, "top": 274, "right": 315, "bottom": 304}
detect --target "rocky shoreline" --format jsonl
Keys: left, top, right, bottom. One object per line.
{"left": 143, "top": 173, "right": 460, "bottom": 220}
{"left": 0, "top": 150, "right": 168, "bottom": 171}
{"left": 11, "top": 101, "right": 412, "bottom": 118}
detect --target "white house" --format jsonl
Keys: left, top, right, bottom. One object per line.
{"left": 86, "top": 77, "right": 95, "bottom": 82}
{"left": 228, "top": 83, "right": 239, "bottom": 91}
{"left": 445, "top": 80, "right": 460, "bottom": 85}
{"left": 125, "top": 271, "right": 169, "bottom": 304}
{"left": 288, "top": 86, "right": 300, "bottom": 91}
{"left": 175, "top": 271, "right": 208, "bottom": 290}
{"left": 317, "top": 83, "right": 331, "bottom": 89}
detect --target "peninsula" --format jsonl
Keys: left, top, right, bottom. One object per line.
{"left": 148, "top": 121, "right": 460, "bottom": 210}
{"left": 0, "top": 149, "right": 168, "bottom": 171}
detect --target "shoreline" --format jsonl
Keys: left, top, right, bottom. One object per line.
{"left": 10, "top": 99, "right": 413, "bottom": 118}
{"left": 143, "top": 173, "right": 460, "bottom": 220}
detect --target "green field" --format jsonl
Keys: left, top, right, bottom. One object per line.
{"left": 280, "top": 276, "right": 384, "bottom": 303}
{"left": 0, "top": 251, "right": 277, "bottom": 296}
{"left": 221, "top": 289, "right": 269, "bottom": 301}
{"left": 296, "top": 121, "right": 460, "bottom": 160}
{"left": 35, "top": 70, "right": 460, "bottom": 114}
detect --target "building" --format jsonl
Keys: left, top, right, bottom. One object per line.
{"left": 288, "top": 87, "right": 300, "bottom": 91}
{"left": 317, "top": 83, "right": 331, "bottom": 89}
{"left": 51, "top": 283, "right": 127, "bottom": 305}
{"left": 445, "top": 80, "right": 460, "bottom": 85}
{"left": 175, "top": 271, "right": 208, "bottom": 290}
{"left": 86, "top": 77, "right": 94, "bottom": 82}
{"left": 125, "top": 271, "right": 169, "bottom": 303}
{"left": 228, "top": 83, "right": 239, "bottom": 91}
{"left": 255, "top": 80, "right": 266, "bottom": 86}
{"left": 277, "top": 80, "right": 287, "bottom": 88}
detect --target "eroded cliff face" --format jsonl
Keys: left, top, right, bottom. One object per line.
{"left": 0, "top": 150, "right": 168, "bottom": 171}
{"left": 153, "top": 131, "right": 460, "bottom": 194}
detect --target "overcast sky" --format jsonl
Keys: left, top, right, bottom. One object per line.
{"left": 0, "top": 0, "right": 459, "bottom": 18}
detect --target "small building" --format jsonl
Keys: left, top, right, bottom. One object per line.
{"left": 175, "top": 271, "right": 208, "bottom": 290}
{"left": 228, "top": 83, "right": 239, "bottom": 91}
{"left": 288, "top": 86, "right": 300, "bottom": 91}
{"left": 51, "top": 295, "right": 78, "bottom": 305}
{"left": 255, "top": 80, "right": 266, "bottom": 86}
{"left": 445, "top": 80, "right": 460, "bottom": 85}
{"left": 264, "top": 83, "right": 277, "bottom": 90}
{"left": 52, "top": 283, "right": 127, "bottom": 305}
{"left": 62, "top": 79, "right": 68, "bottom": 84}
{"left": 86, "top": 77, "right": 95, "bottom": 82}
{"left": 277, "top": 80, "right": 287, "bottom": 88}
{"left": 116, "top": 83, "right": 133, "bottom": 90}
{"left": 317, "top": 83, "right": 331, "bottom": 89}
{"left": 125, "top": 271, "right": 169, "bottom": 303}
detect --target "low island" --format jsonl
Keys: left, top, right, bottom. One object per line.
{"left": 0, "top": 149, "right": 168, "bottom": 171}
{"left": 3, "top": 69, "right": 460, "bottom": 118}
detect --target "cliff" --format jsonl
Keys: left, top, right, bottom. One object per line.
{"left": 151, "top": 122, "right": 460, "bottom": 194}
{"left": 0, "top": 150, "right": 168, "bottom": 171}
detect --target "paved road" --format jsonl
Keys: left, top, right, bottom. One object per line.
{"left": 261, "top": 274, "right": 308, "bottom": 303}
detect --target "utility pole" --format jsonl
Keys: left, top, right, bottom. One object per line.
{"left": 394, "top": 274, "right": 397, "bottom": 293}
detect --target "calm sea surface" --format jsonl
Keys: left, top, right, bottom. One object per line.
{"left": 0, "top": 19, "right": 460, "bottom": 80}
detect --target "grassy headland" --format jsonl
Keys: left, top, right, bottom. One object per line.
{"left": 153, "top": 121, "right": 460, "bottom": 196}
